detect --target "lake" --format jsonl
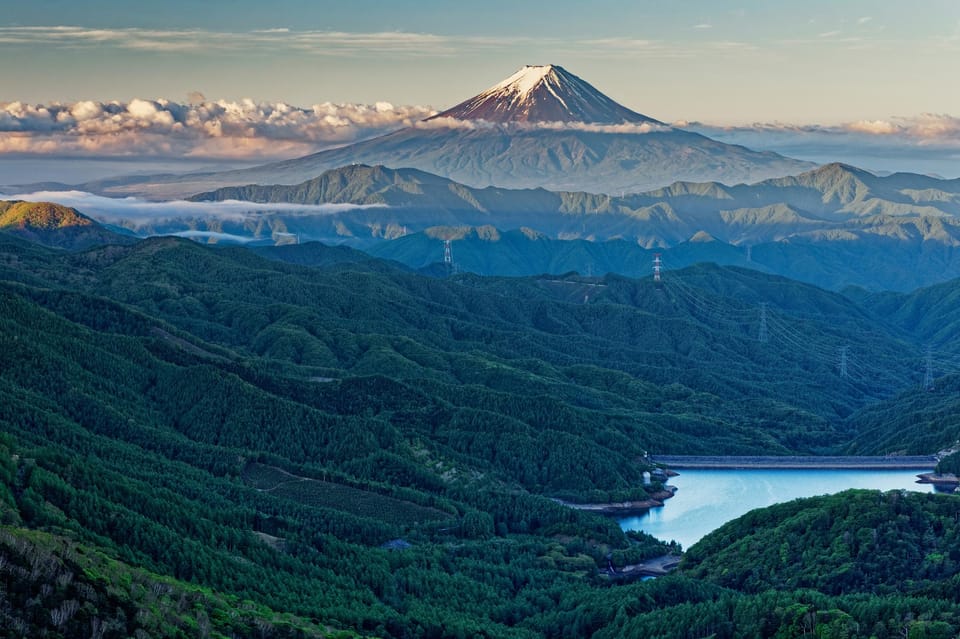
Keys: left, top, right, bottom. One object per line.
{"left": 619, "top": 468, "right": 936, "bottom": 550}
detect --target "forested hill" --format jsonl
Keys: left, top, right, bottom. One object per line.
{"left": 599, "top": 490, "right": 960, "bottom": 638}
{"left": 2, "top": 232, "right": 936, "bottom": 455}
{"left": 684, "top": 489, "right": 960, "bottom": 596}
{"left": 0, "top": 200, "right": 135, "bottom": 250}
{"left": 2, "top": 230, "right": 960, "bottom": 636}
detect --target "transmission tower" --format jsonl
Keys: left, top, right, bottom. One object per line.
{"left": 653, "top": 253, "right": 662, "bottom": 282}
{"left": 758, "top": 303, "right": 768, "bottom": 343}
{"left": 924, "top": 346, "right": 934, "bottom": 391}
{"left": 443, "top": 239, "right": 453, "bottom": 275}
{"left": 838, "top": 346, "right": 848, "bottom": 378}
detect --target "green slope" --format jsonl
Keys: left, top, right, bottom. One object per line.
{"left": 590, "top": 490, "right": 960, "bottom": 639}
{"left": 0, "top": 283, "right": 658, "bottom": 637}
{"left": 0, "top": 237, "right": 687, "bottom": 636}
{"left": 0, "top": 200, "right": 134, "bottom": 250}
{"left": 683, "top": 489, "right": 960, "bottom": 596}
{"left": 0, "top": 518, "right": 340, "bottom": 638}
{"left": 3, "top": 231, "right": 960, "bottom": 637}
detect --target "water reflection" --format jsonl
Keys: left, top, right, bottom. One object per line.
{"left": 619, "top": 469, "right": 935, "bottom": 550}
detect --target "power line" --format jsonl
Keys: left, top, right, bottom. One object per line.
{"left": 759, "top": 302, "right": 768, "bottom": 344}
{"left": 652, "top": 263, "right": 931, "bottom": 398}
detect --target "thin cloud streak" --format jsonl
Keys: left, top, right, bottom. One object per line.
{"left": 0, "top": 24, "right": 891, "bottom": 59}
{"left": 4, "top": 190, "right": 387, "bottom": 227}
{"left": 0, "top": 25, "right": 517, "bottom": 56}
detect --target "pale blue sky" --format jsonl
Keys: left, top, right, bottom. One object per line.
{"left": 3, "top": 0, "right": 959, "bottom": 124}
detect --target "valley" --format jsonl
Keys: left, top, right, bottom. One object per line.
{"left": 3, "top": 204, "right": 960, "bottom": 635}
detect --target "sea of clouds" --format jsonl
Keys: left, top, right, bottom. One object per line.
{"left": 0, "top": 97, "right": 436, "bottom": 160}
{"left": 1, "top": 97, "right": 959, "bottom": 180}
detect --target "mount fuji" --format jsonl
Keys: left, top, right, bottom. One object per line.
{"left": 74, "top": 65, "right": 814, "bottom": 199}
{"left": 427, "top": 64, "right": 664, "bottom": 125}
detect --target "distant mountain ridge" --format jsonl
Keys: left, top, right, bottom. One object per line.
{"left": 180, "top": 162, "right": 960, "bottom": 290}
{"left": 190, "top": 162, "right": 960, "bottom": 241}
{"left": 60, "top": 64, "right": 813, "bottom": 199}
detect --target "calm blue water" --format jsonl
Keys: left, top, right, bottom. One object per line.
{"left": 619, "top": 469, "right": 935, "bottom": 550}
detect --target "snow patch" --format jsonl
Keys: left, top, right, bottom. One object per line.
{"left": 429, "top": 64, "right": 663, "bottom": 126}
{"left": 490, "top": 65, "right": 555, "bottom": 100}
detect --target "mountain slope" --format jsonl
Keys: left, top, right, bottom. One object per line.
{"left": 0, "top": 200, "right": 134, "bottom": 250}
{"left": 858, "top": 277, "right": 960, "bottom": 351}
{"left": 684, "top": 489, "right": 960, "bottom": 594}
{"left": 0, "top": 521, "right": 337, "bottom": 638}
{"left": 0, "top": 254, "right": 666, "bottom": 637}
{"left": 166, "top": 125, "right": 809, "bottom": 197}
{"left": 0, "top": 234, "right": 928, "bottom": 456}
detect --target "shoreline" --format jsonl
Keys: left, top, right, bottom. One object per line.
{"left": 916, "top": 472, "right": 960, "bottom": 487}
{"left": 652, "top": 455, "right": 937, "bottom": 470}
{"left": 613, "top": 554, "right": 681, "bottom": 578}
{"left": 556, "top": 489, "right": 676, "bottom": 515}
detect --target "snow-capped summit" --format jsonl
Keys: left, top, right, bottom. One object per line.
{"left": 428, "top": 64, "right": 663, "bottom": 125}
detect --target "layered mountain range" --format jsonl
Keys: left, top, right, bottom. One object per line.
{"left": 8, "top": 64, "right": 960, "bottom": 292}
{"left": 179, "top": 162, "right": 960, "bottom": 290}
{"left": 191, "top": 161, "right": 960, "bottom": 232}
{"left": 45, "top": 65, "right": 812, "bottom": 199}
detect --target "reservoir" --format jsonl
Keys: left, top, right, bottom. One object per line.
{"left": 619, "top": 468, "right": 936, "bottom": 550}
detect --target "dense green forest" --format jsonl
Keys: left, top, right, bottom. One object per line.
{"left": 3, "top": 219, "right": 960, "bottom": 636}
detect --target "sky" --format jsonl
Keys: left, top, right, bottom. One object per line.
{"left": 1, "top": 0, "right": 960, "bottom": 178}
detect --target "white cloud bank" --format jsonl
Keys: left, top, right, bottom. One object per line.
{"left": 0, "top": 97, "right": 676, "bottom": 163}
{"left": 0, "top": 25, "right": 502, "bottom": 56}
{"left": 2, "top": 94, "right": 959, "bottom": 178}
{"left": 685, "top": 114, "right": 960, "bottom": 177}
{"left": 683, "top": 113, "right": 960, "bottom": 144}
{"left": 0, "top": 98, "right": 436, "bottom": 160}
{"left": 4, "top": 189, "right": 385, "bottom": 227}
